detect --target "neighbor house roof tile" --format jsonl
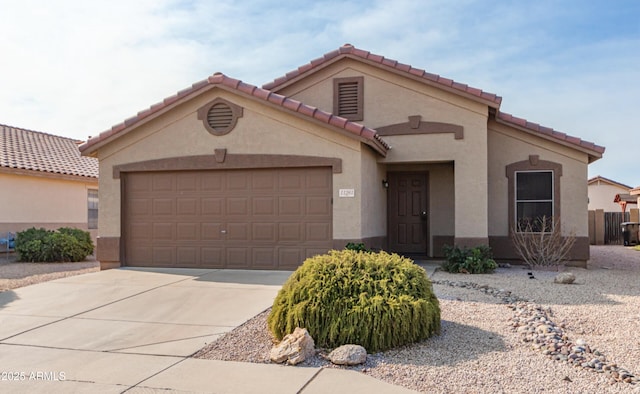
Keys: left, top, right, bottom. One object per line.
{"left": 0, "top": 124, "right": 98, "bottom": 178}
{"left": 263, "top": 44, "right": 503, "bottom": 107}
{"left": 80, "top": 73, "right": 389, "bottom": 155}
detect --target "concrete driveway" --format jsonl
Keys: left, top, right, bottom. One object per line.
{"left": 0, "top": 267, "right": 291, "bottom": 392}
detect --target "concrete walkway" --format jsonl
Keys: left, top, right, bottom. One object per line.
{"left": 0, "top": 268, "right": 416, "bottom": 393}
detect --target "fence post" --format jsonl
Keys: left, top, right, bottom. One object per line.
{"left": 588, "top": 210, "right": 596, "bottom": 245}
{"left": 595, "top": 209, "right": 605, "bottom": 245}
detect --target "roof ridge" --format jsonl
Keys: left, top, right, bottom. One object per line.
{"left": 0, "top": 123, "right": 82, "bottom": 143}
{"left": 262, "top": 44, "right": 502, "bottom": 106}
{"left": 80, "top": 72, "right": 389, "bottom": 155}
{"left": 588, "top": 175, "right": 632, "bottom": 189}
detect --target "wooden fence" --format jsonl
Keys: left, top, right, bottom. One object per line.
{"left": 589, "top": 209, "right": 639, "bottom": 245}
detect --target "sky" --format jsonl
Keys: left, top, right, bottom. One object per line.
{"left": 1, "top": 0, "right": 639, "bottom": 186}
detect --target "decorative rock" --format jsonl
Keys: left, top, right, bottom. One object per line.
{"left": 328, "top": 344, "right": 368, "bottom": 365}
{"left": 270, "top": 327, "right": 315, "bottom": 365}
{"left": 554, "top": 272, "right": 576, "bottom": 284}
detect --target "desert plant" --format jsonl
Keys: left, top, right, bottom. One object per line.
{"left": 15, "top": 227, "right": 94, "bottom": 262}
{"left": 511, "top": 216, "right": 575, "bottom": 269}
{"left": 267, "top": 250, "right": 440, "bottom": 352}
{"left": 441, "top": 244, "right": 498, "bottom": 274}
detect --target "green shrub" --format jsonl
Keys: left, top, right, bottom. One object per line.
{"left": 15, "top": 227, "right": 94, "bottom": 262}
{"left": 441, "top": 244, "right": 497, "bottom": 274}
{"left": 267, "top": 250, "right": 440, "bottom": 352}
{"left": 345, "top": 242, "right": 370, "bottom": 252}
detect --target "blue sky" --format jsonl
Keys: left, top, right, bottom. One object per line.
{"left": 1, "top": 0, "right": 638, "bottom": 186}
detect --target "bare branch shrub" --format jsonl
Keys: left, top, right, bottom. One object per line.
{"left": 511, "top": 216, "right": 576, "bottom": 269}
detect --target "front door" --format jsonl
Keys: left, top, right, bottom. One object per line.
{"left": 387, "top": 172, "right": 428, "bottom": 255}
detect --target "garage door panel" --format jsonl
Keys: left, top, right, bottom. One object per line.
{"left": 253, "top": 197, "right": 276, "bottom": 216}
{"left": 202, "top": 198, "right": 223, "bottom": 215}
{"left": 227, "top": 223, "right": 249, "bottom": 240}
{"left": 253, "top": 223, "right": 276, "bottom": 241}
{"left": 227, "top": 249, "right": 250, "bottom": 269}
{"left": 153, "top": 247, "right": 176, "bottom": 265}
{"left": 152, "top": 173, "right": 175, "bottom": 192}
{"left": 153, "top": 199, "right": 174, "bottom": 215}
{"left": 177, "top": 247, "right": 198, "bottom": 265}
{"left": 124, "top": 168, "right": 332, "bottom": 269}
{"left": 202, "top": 248, "right": 224, "bottom": 268}
{"left": 153, "top": 223, "right": 174, "bottom": 240}
{"left": 279, "top": 197, "right": 303, "bottom": 215}
{"left": 202, "top": 223, "right": 222, "bottom": 240}
{"left": 227, "top": 198, "right": 249, "bottom": 216}
{"left": 177, "top": 223, "right": 199, "bottom": 240}
{"left": 306, "top": 196, "right": 331, "bottom": 215}
{"left": 177, "top": 198, "right": 199, "bottom": 215}
{"left": 280, "top": 223, "right": 303, "bottom": 242}
{"left": 306, "top": 222, "right": 332, "bottom": 241}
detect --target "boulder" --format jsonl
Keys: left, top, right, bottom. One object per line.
{"left": 328, "top": 344, "right": 367, "bottom": 365}
{"left": 554, "top": 272, "right": 576, "bottom": 284}
{"left": 270, "top": 327, "right": 315, "bottom": 365}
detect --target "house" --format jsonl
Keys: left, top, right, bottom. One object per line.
{"left": 0, "top": 124, "right": 99, "bottom": 244}
{"left": 588, "top": 176, "right": 634, "bottom": 213}
{"left": 80, "top": 44, "right": 604, "bottom": 270}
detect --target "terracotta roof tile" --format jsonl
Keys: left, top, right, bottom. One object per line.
{"left": 80, "top": 73, "right": 389, "bottom": 155}
{"left": 0, "top": 124, "right": 98, "bottom": 178}
{"left": 263, "top": 44, "right": 503, "bottom": 106}
{"left": 496, "top": 112, "right": 605, "bottom": 155}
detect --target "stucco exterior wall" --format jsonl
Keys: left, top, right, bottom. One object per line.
{"left": 359, "top": 147, "right": 387, "bottom": 241}
{"left": 0, "top": 171, "right": 98, "bottom": 243}
{"left": 588, "top": 183, "right": 628, "bottom": 212}
{"left": 488, "top": 121, "right": 590, "bottom": 237}
{"left": 95, "top": 88, "right": 367, "bottom": 241}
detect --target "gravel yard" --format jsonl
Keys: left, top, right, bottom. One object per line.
{"left": 0, "top": 253, "right": 100, "bottom": 292}
{"left": 194, "top": 245, "right": 640, "bottom": 394}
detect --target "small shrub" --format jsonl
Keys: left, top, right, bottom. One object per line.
{"left": 441, "top": 245, "right": 497, "bottom": 274}
{"left": 268, "top": 250, "right": 440, "bottom": 353}
{"left": 511, "top": 216, "right": 575, "bottom": 269}
{"left": 344, "top": 242, "right": 370, "bottom": 252}
{"left": 15, "top": 227, "right": 94, "bottom": 262}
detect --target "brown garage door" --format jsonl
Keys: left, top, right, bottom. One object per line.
{"left": 123, "top": 167, "right": 332, "bottom": 269}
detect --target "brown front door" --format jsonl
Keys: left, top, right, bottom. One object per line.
{"left": 387, "top": 172, "right": 428, "bottom": 255}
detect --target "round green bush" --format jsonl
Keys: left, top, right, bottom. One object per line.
{"left": 267, "top": 250, "right": 441, "bottom": 352}
{"left": 15, "top": 227, "right": 94, "bottom": 262}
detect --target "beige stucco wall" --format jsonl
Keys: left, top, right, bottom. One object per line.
{"left": 588, "top": 182, "right": 628, "bottom": 212}
{"left": 359, "top": 147, "right": 387, "bottom": 239}
{"left": 277, "top": 59, "right": 489, "bottom": 240}
{"left": 94, "top": 87, "right": 368, "bottom": 241}
{"left": 488, "top": 121, "right": 590, "bottom": 237}
{"left": 0, "top": 171, "right": 98, "bottom": 243}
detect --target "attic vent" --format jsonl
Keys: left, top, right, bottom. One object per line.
{"left": 197, "top": 98, "right": 243, "bottom": 136}
{"left": 208, "top": 103, "right": 233, "bottom": 130}
{"left": 333, "top": 76, "right": 363, "bottom": 121}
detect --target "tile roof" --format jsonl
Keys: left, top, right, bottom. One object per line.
{"left": 495, "top": 112, "right": 605, "bottom": 159}
{"left": 263, "top": 44, "right": 503, "bottom": 107}
{"left": 588, "top": 175, "right": 632, "bottom": 190}
{"left": 0, "top": 124, "right": 98, "bottom": 179}
{"left": 80, "top": 73, "right": 389, "bottom": 156}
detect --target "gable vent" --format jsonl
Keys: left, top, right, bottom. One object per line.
{"left": 333, "top": 76, "right": 363, "bottom": 121}
{"left": 207, "top": 103, "right": 234, "bottom": 130}
{"left": 197, "top": 98, "right": 243, "bottom": 136}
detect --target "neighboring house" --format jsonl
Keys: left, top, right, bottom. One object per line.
{"left": 588, "top": 176, "right": 633, "bottom": 212}
{"left": 0, "top": 124, "right": 99, "bottom": 244}
{"left": 80, "top": 44, "right": 604, "bottom": 270}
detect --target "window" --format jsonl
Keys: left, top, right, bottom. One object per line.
{"left": 333, "top": 76, "right": 363, "bottom": 121}
{"left": 88, "top": 189, "right": 98, "bottom": 229}
{"left": 515, "top": 171, "right": 553, "bottom": 232}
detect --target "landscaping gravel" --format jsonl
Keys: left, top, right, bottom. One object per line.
{"left": 194, "top": 245, "right": 640, "bottom": 394}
